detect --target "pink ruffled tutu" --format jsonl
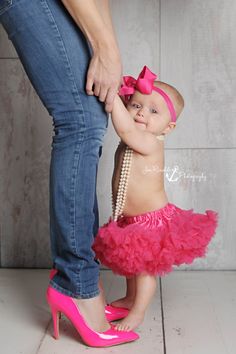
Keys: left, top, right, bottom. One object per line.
{"left": 92, "top": 203, "right": 218, "bottom": 277}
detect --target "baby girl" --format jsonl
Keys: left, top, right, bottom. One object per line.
{"left": 93, "top": 66, "right": 218, "bottom": 331}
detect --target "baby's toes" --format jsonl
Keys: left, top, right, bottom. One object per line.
{"left": 125, "top": 324, "right": 131, "bottom": 331}
{"left": 115, "top": 324, "right": 122, "bottom": 331}
{"left": 121, "top": 324, "right": 127, "bottom": 331}
{"left": 120, "top": 324, "right": 127, "bottom": 331}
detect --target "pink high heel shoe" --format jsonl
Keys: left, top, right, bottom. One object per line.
{"left": 46, "top": 286, "right": 139, "bottom": 347}
{"left": 105, "top": 305, "right": 130, "bottom": 322}
{"left": 49, "top": 269, "right": 129, "bottom": 322}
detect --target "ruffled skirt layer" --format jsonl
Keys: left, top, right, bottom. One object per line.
{"left": 92, "top": 203, "right": 218, "bottom": 277}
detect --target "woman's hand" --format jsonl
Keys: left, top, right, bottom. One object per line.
{"left": 86, "top": 38, "right": 122, "bottom": 113}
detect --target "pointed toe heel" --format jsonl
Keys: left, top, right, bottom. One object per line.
{"left": 46, "top": 286, "right": 139, "bottom": 347}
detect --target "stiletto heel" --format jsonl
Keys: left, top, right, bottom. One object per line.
{"left": 51, "top": 307, "right": 60, "bottom": 339}
{"left": 46, "top": 286, "right": 139, "bottom": 347}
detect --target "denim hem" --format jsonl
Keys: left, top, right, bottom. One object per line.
{"left": 49, "top": 279, "right": 100, "bottom": 299}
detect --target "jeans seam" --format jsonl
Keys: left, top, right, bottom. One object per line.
{"left": 69, "top": 140, "right": 84, "bottom": 256}
{"left": 70, "top": 143, "right": 98, "bottom": 295}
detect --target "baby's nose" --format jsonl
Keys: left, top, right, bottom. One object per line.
{"left": 137, "top": 110, "right": 144, "bottom": 117}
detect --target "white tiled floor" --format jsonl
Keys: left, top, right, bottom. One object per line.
{"left": 0, "top": 269, "right": 235, "bottom": 354}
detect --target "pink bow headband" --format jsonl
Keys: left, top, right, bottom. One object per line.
{"left": 118, "top": 65, "right": 177, "bottom": 123}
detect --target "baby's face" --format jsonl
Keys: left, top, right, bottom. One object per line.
{"left": 126, "top": 90, "right": 173, "bottom": 135}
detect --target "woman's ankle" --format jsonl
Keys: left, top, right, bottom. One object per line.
{"left": 75, "top": 297, "right": 110, "bottom": 332}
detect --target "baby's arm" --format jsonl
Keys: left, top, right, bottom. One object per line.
{"left": 111, "top": 95, "right": 159, "bottom": 155}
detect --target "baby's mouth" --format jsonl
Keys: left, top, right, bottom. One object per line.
{"left": 134, "top": 119, "right": 146, "bottom": 126}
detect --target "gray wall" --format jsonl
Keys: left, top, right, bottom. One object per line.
{"left": 0, "top": 0, "right": 235, "bottom": 269}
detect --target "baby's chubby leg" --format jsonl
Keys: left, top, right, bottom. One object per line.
{"left": 115, "top": 274, "right": 157, "bottom": 331}
{"left": 110, "top": 276, "right": 136, "bottom": 309}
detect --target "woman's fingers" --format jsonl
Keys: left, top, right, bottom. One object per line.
{"left": 86, "top": 56, "right": 97, "bottom": 95}
{"left": 86, "top": 50, "right": 122, "bottom": 111}
{"left": 98, "top": 86, "right": 108, "bottom": 103}
{"left": 93, "top": 82, "right": 101, "bottom": 97}
{"left": 86, "top": 70, "right": 95, "bottom": 95}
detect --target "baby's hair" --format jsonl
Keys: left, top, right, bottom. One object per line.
{"left": 153, "top": 81, "right": 184, "bottom": 121}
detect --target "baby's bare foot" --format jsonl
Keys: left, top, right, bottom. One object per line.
{"left": 115, "top": 311, "right": 144, "bottom": 331}
{"left": 110, "top": 296, "right": 134, "bottom": 310}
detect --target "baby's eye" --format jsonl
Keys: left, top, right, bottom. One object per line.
{"left": 131, "top": 103, "right": 141, "bottom": 108}
{"left": 151, "top": 108, "right": 158, "bottom": 114}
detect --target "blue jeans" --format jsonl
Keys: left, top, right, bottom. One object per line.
{"left": 0, "top": 0, "right": 108, "bottom": 298}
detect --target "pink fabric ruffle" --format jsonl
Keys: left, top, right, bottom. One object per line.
{"left": 92, "top": 203, "right": 218, "bottom": 277}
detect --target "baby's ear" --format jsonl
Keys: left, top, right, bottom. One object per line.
{"left": 163, "top": 122, "right": 176, "bottom": 135}
{"left": 166, "top": 122, "right": 176, "bottom": 131}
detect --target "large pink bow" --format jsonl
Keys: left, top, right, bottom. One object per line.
{"left": 119, "top": 65, "right": 157, "bottom": 97}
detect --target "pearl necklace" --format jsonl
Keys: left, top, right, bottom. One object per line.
{"left": 111, "top": 135, "right": 164, "bottom": 221}
{"left": 112, "top": 144, "right": 133, "bottom": 221}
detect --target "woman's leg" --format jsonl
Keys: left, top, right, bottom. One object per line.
{"left": 1, "top": 0, "right": 109, "bottom": 331}
{"left": 115, "top": 274, "right": 157, "bottom": 331}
